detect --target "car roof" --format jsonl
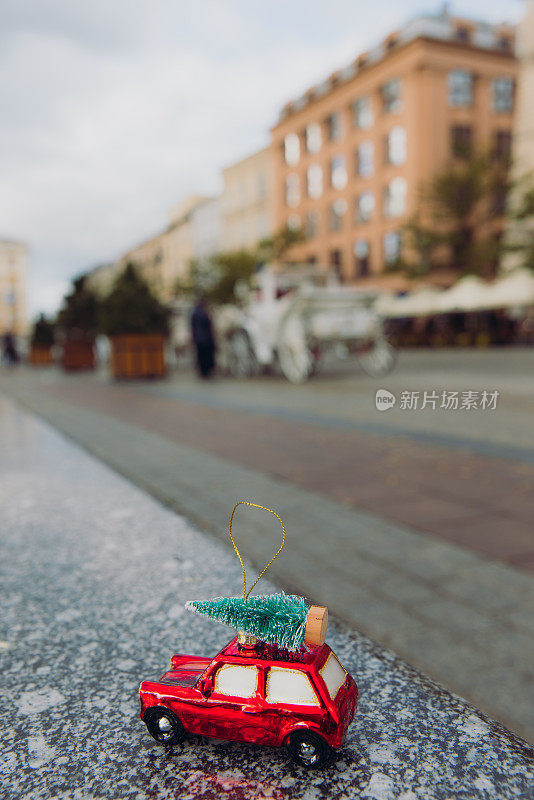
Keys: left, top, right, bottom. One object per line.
{"left": 217, "top": 636, "right": 330, "bottom": 669}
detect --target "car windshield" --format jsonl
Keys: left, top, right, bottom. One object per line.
{"left": 319, "top": 652, "right": 347, "bottom": 699}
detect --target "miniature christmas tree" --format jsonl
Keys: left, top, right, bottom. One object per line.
{"left": 186, "top": 593, "right": 327, "bottom": 651}
{"left": 186, "top": 501, "right": 328, "bottom": 651}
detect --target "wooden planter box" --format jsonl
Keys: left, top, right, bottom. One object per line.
{"left": 61, "top": 340, "right": 96, "bottom": 371}
{"left": 109, "top": 334, "right": 166, "bottom": 379}
{"left": 29, "top": 345, "right": 54, "bottom": 366}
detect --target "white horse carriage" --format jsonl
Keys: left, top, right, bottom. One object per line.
{"left": 217, "top": 266, "right": 396, "bottom": 383}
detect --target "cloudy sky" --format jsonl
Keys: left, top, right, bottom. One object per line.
{"left": 0, "top": 0, "right": 523, "bottom": 317}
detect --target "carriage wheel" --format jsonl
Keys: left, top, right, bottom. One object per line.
{"left": 358, "top": 339, "right": 397, "bottom": 377}
{"left": 277, "top": 314, "right": 314, "bottom": 384}
{"left": 227, "top": 330, "right": 258, "bottom": 378}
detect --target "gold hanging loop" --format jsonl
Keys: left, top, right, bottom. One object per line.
{"left": 228, "top": 501, "right": 286, "bottom": 599}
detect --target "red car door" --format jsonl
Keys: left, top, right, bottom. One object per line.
{"left": 245, "top": 665, "right": 329, "bottom": 746}
{"left": 189, "top": 661, "right": 265, "bottom": 743}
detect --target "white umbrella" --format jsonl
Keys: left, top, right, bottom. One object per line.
{"left": 436, "top": 276, "right": 490, "bottom": 313}
{"left": 375, "top": 287, "right": 443, "bottom": 318}
{"left": 484, "top": 269, "right": 534, "bottom": 309}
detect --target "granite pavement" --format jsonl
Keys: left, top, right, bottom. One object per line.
{"left": 1, "top": 396, "right": 534, "bottom": 800}
{"left": 0, "top": 363, "right": 533, "bottom": 742}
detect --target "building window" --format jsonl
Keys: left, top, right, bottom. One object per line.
{"left": 450, "top": 125, "right": 473, "bottom": 157}
{"left": 329, "top": 249, "right": 343, "bottom": 281}
{"left": 449, "top": 69, "right": 473, "bottom": 107}
{"left": 354, "top": 239, "right": 370, "bottom": 277}
{"left": 305, "top": 211, "right": 319, "bottom": 238}
{"left": 355, "top": 191, "right": 375, "bottom": 223}
{"left": 330, "top": 155, "right": 347, "bottom": 190}
{"left": 493, "top": 130, "right": 512, "bottom": 161}
{"left": 382, "top": 79, "right": 402, "bottom": 113}
{"left": 305, "top": 122, "right": 322, "bottom": 153}
{"left": 285, "top": 174, "right": 300, "bottom": 207}
{"left": 258, "top": 212, "right": 269, "bottom": 239}
{"left": 455, "top": 26, "right": 470, "bottom": 43}
{"left": 493, "top": 77, "right": 515, "bottom": 112}
{"left": 328, "top": 199, "right": 347, "bottom": 231}
{"left": 384, "top": 177, "right": 407, "bottom": 218}
{"left": 287, "top": 214, "right": 301, "bottom": 231}
{"left": 499, "top": 36, "right": 512, "bottom": 51}
{"left": 352, "top": 96, "right": 373, "bottom": 129}
{"left": 356, "top": 141, "right": 374, "bottom": 178}
{"left": 492, "top": 190, "right": 507, "bottom": 217}
{"left": 384, "top": 231, "right": 401, "bottom": 265}
{"left": 258, "top": 173, "right": 267, "bottom": 202}
{"left": 284, "top": 133, "right": 300, "bottom": 166}
{"left": 306, "top": 164, "right": 323, "bottom": 199}
{"left": 386, "top": 125, "right": 407, "bottom": 166}
{"left": 326, "top": 112, "right": 343, "bottom": 141}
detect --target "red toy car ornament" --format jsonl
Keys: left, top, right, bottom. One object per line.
{"left": 140, "top": 502, "right": 358, "bottom": 767}
{"left": 139, "top": 635, "right": 358, "bottom": 768}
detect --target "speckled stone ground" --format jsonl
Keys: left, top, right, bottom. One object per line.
{"left": 1, "top": 396, "right": 533, "bottom": 800}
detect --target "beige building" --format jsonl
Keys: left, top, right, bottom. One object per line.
{"left": 504, "top": 0, "right": 534, "bottom": 271}
{"left": 511, "top": 0, "right": 534, "bottom": 175}
{"left": 0, "top": 239, "right": 27, "bottom": 336}
{"left": 221, "top": 147, "right": 275, "bottom": 251}
{"left": 119, "top": 195, "right": 207, "bottom": 300}
{"left": 88, "top": 196, "right": 208, "bottom": 301}
{"left": 271, "top": 11, "right": 517, "bottom": 284}
{"left": 191, "top": 196, "right": 221, "bottom": 260}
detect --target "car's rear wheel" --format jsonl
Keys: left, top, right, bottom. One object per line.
{"left": 287, "top": 730, "right": 332, "bottom": 769}
{"left": 143, "top": 707, "right": 185, "bottom": 747}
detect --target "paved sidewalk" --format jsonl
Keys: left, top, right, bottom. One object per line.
{"left": 1, "top": 373, "right": 534, "bottom": 742}
{"left": 1, "top": 396, "right": 533, "bottom": 800}
{"left": 3, "top": 368, "right": 534, "bottom": 570}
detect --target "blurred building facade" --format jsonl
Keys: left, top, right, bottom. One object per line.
{"left": 221, "top": 147, "right": 274, "bottom": 251}
{"left": 271, "top": 11, "right": 517, "bottom": 284}
{"left": 510, "top": 0, "right": 534, "bottom": 176}
{"left": 190, "top": 196, "right": 221, "bottom": 259}
{"left": 86, "top": 261, "right": 118, "bottom": 297}
{"left": 90, "top": 196, "right": 208, "bottom": 301}
{"left": 504, "top": 0, "right": 534, "bottom": 272}
{"left": 0, "top": 239, "right": 27, "bottom": 336}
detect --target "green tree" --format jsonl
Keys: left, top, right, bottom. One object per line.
{"left": 186, "top": 593, "right": 309, "bottom": 651}
{"left": 176, "top": 249, "right": 257, "bottom": 306}
{"left": 99, "top": 263, "right": 170, "bottom": 336}
{"left": 400, "top": 152, "right": 510, "bottom": 278}
{"left": 56, "top": 275, "right": 99, "bottom": 336}
{"left": 257, "top": 224, "right": 306, "bottom": 263}
{"left": 31, "top": 314, "right": 55, "bottom": 346}
{"left": 502, "top": 171, "right": 534, "bottom": 273}
{"left": 175, "top": 225, "right": 307, "bottom": 308}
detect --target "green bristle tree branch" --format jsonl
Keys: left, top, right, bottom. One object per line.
{"left": 185, "top": 593, "right": 308, "bottom": 651}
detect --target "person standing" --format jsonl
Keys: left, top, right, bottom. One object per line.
{"left": 190, "top": 297, "right": 216, "bottom": 379}
{"left": 2, "top": 331, "right": 19, "bottom": 366}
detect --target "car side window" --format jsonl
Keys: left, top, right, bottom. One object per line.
{"left": 319, "top": 652, "right": 347, "bottom": 699}
{"left": 213, "top": 664, "right": 258, "bottom": 698}
{"left": 265, "top": 667, "right": 320, "bottom": 707}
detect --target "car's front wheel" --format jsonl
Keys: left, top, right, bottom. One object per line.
{"left": 143, "top": 707, "right": 185, "bottom": 747}
{"left": 287, "top": 730, "right": 332, "bottom": 769}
